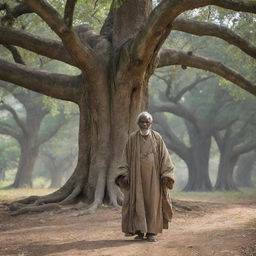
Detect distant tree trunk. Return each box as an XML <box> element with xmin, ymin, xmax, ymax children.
<box><xmin>184</xmin><ymin>122</ymin><xmax>212</xmax><ymax>191</ymax></box>
<box><xmin>0</xmin><ymin>169</ymin><xmax>5</xmax><ymax>181</ymax></box>
<box><xmin>214</xmin><ymin>125</ymin><xmax>256</xmax><ymax>191</ymax></box>
<box><xmin>215</xmin><ymin>152</ymin><xmax>238</xmax><ymax>191</ymax></box>
<box><xmin>235</xmin><ymin>152</ymin><xmax>255</xmax><ymax>188</ymax></box>
<box><xmin>43</xmin><ymin>152</ymin><xmax>76</xmax><ymax>188</ymax></box>
<box><xmin>12</xmin><ymin>106</ymin><xmax>46</xmax><ymax>188</ymax></box>
<box><xmin>49</xmin><ymin>169</ymin><xmax>62</xmax><ymax>188</ymax></box>
<box><xmin>184</xmin><ymin>135</ymin><xmax>212</xmax><ymax>191</ymax></box>
<box><xmin>13</xmin><ymin>139</ymin><xmax>39</xmax><ymax>188</ymax></box>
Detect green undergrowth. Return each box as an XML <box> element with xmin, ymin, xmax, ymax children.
<box><xmin>172</xmin><ymin>188</ymin><xmax>256</xmax><ymax>204</ymax></box>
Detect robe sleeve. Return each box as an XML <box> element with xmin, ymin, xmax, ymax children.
<box><xmin>158</xmin><ymin>135</ymin><xmax>175</xmax><ymax>189</ymax></box>
<box><xmin>115</xmin><ymin>142</ymin><xmax>129</xmax><ymax>188</ymax></box>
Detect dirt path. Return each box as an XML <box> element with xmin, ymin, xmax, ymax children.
<box><xmin>0</xmin><ymin>201</ymin><xmax>255</xmax><ymax>256</ymax></box>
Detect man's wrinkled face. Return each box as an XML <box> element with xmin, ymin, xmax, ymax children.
<box><xmin>138</xmin><ymin>116</ymin><xmax>152</xmax><ymax>131</ymax></box>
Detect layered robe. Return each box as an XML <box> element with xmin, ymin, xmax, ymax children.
<box><xmin>116</xmin><ymin>130</ymin><xmax>174</xmax><ymax>234</ymax></box>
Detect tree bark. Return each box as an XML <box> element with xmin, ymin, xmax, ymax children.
<box><xmin>215</xmin><ymin>151</ymin><xmax>239</xmax><ymax>190</ymax></box>
<box><xmin>235</xmin><ymin>152</ymin><xmax>256</xmax><ymax>188</ymax></box>
<box><xmin>11</xmin><ymin>106</ymin><xmax>46</xmax><ymax>188</ymax></box>
<box><xmin>184</xmin><ymin>130</ymin><xmax>212</xmax><ymax>191</ymax></box>
<box><xmin>13</xmin><ymin>140</ymin><xmax>39</xmax><ymax>188</ymax></box>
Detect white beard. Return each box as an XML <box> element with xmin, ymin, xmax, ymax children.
<box><xmin>140</xmin><ymin>129</ymin><xmax>151</xmax><ymax>136</ymax></box>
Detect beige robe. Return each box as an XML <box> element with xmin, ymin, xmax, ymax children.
<box><xmin>116</xmin><ymin>130</ymin><xmax>174</xmax><ymax>234</ymax></box>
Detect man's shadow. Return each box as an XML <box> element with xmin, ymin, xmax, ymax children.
<box><xmin>7</xmin><ymin>238</ymin><xmax>145</xmax><ymax>256</ymax></box>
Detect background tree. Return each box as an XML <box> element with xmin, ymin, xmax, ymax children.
<box><xmin>0</xmin><ymin>135</ymin><xmax>19</xmax><ymax>182</ymax></box>
<box><xmin>235</xmin><ymin>151</ymin><xmax>256</xmax><ymax>188</ymax></box>
<box><xmin>0</xmin><ymin>0</ymin><xmax>255</xmax><ymax>215</ymax></box>
<box><xmin>38</xmin><ymin>119</ymin><xmax>79</xmax><ymax>188</ymax></box>
<box><xmin>0</xmin><ymin>83</ymin><xmax>69</xmax><ymax>187</ymax></box>
<box><xmin>150</xmin><ymin>71</ymin><xmax>241</xmax><ymax>191</ymax></box>
<box><xmin>214</xmin><ymin>109</ymin><xmax>256</xmax><ymax>190</ymax></box>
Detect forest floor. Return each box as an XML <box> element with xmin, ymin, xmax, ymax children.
<box><xmin>0</xmin><ymin>189</ymin><xmax>255</xmax><ymax>256</ymax></box>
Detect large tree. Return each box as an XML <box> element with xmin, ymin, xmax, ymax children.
<box><xmin>214</xmin><ymin>111</ymin><xmax>256</xmax><ymax>190</ymax></box>
<box><xmin>0</xmin><ymin>0</ymin><xmax>256</xmax><ymax>215</ymax></box>
<box><xmin>0</xmin><ymin>82</ymin><xmax>68</xmax><ymax>188</ymax></box>
<box><xmin>235</xmin><ymin>151</ymin><xmax>256</xmax><ymax>188</ymax></box>
<box><xmin>150</xmin><ymin>72</ymin><xmax>241</xmax><ymax>191</ymax></box>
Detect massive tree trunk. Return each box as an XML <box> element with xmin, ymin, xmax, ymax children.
<box><xmin>11</xmin><ymin>1</ymin><xmax>154</xmax><ymax>213</ymax></box>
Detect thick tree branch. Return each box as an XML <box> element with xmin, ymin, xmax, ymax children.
<box><xmin>0</xmin><ymin>2</ymin><xmax>32</xmax><ymax>23</ymax></box>
<box><xmin>0</xmin><ymin>104</ymin><xmax>27</xmax><ymax>134</ymax></box>
<box><xmin>131</xmin><ymin>0</ymin><xmax>256</xmax><ymax>66</ymax></box>
<box><xmin>233</xmin><ymin>140</ymin><xmax>256</xmax><ymax>157</ymax></box>
<box><xmin>64</xmin><ymin>0</ymin><xmax>77</xmax><ymax>28</ymax></box>
<box><xmin>3</xmin><ymin>45</ymin><xmax>25</xmax><ymax>65</ymax></box>
<box><xmin>172</xmin><ymin>18</ymin><xmax>256</xmax><ymax>59</ymax></box>
<box><xmin>154</xmin><ymin>114</ymin><xmax>191</xmax><ymax>160</ymax></box>
<box><xmin>158</xmin><ymin>49</ymin><xmax>256</xmax><ymax>95</ymax></box>
<box><xmin>151</xmin><ymin>101</ymin><xmax>199</xmax><ymax>130</ymax></box>
<box><xmin>23</xmin><ymin>0</ymin><xmax>100</xmax><ymax>74</ymax></box>
<box><xmin>213</xmin><ymin>117</ymin><xmax>238</xmax><ymax>133</ymax></box>
<box><xmin>38</xmin><ymin>114</ymin><xmax>67</xmax><ymax>145</ymax></box>
<box><xmin>172</xmin><ymin>75</ymin><xmax>214</xmax><ymax>103</ymax></box>
<box><xmin>0</xmin><ymin>26</ymin><xmax>76</xmax><ymax>67</ymax></box>
<box><xmin>0</xmin><ymin>59</ymin><xmax>81</xmax><ymax>103</ymax></box>
<box><xmin>231</xmin><ymin>113</ymin><xmax>256</xmax><ymax>143</ymax></box>
<box><xmin>0</xmin><ymin>122</ymin><xmax>21</xmax><ymax>141</ymax></box>
<box><xmin>100</xmin><ymin>2</ymin><xmax>113</xmax><ymax>39</ymax></box>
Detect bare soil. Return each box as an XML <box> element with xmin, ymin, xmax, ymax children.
<box><xmin>0</xmin><ymin>200</ymin><xmax>255</xmax><ymax>256</ymax></box>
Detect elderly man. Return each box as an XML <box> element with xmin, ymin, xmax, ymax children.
<box><xmin>115</xmin><ymin>111</ymin><xmax>174</xmax><ymax>242</ymax></box>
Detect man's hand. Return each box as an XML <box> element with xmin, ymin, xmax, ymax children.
<box><xmin>122</xmin><ymin>175</ymin><xmax>129</xmax><ymax>186</ymax></box>
<box><xmin>116</xmin><ymin>175</ymin><xmax>129</xmax><ymax>190</ymax></box>
<box><xmin>162</xmin><ymin>177</ymin><xmax>174</xmax><ymax>189</ymax></box>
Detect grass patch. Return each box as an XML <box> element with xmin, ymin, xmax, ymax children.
<box><xmin>172</xmin><ymin>188</ymin><xmax>256</xmax><ymax>204</ymax></box>
<box><xmin>0</xmin><ymin>188</ymin><xmax>56</xmax><ymax>201</ymax></box>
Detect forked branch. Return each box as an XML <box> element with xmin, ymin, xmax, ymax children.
<box><xmin>0</xmin><ymin>2</ymin><xmax>32</xmax><ymax>23</ymax></box>
<box><xmin>23</xmin><ymin>0</ymin><xmax>100</xmax><ymax>74</ymax></box>
<box><xmin>64</xmin><ymin>0</ymin><xmax>78</xmax><ymax>28</ymax></box>
<box><xmin>158</xmin><ymin>49</ymin><xmax>256</xmax><ymax>95</ymax></box>
<box><xmin>131</xmin><ymin>0</ymin><xmax>256</xmax><ymax>66</ymax></box>
<box><xmin>172</xmin><ymin>18</ymin><xmax>256</xmax><ymax>59</ymax></box>
<box><xmin>0</xmin><ymin>104</ymin><xmax>27</xmax><ymax>134</ymax></box>
<box><xmin>0</xmin><ymin>26</ymin><xmax>76</xmax><ymax>66</ymax></box>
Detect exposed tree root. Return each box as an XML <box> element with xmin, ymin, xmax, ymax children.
<box><xmin>172</xmin><ymin>199</ymin><xmax>201</xmax><ymax>212</ymax></box>
<box><xmin>8</xmin><ymin>202</ymin><xmax>26</xmax><ymax>211</ymax></box>
<box><xmin>60</xmin><ymin>183</ymin><xmax>83</xmax><ymax>205</ymax></box>
<box><xmin>10</xmin><ymin>203</ymin><xmax>61</xmax><ymax>216</ymax></box>
<box><xmin>73</xmin><ymin>201</ymin><xmax>101</xmax><ymax>216</ymax></box>
<box><xmin>7</xmin><ymin>197</ymin><xmax>200</xmax><ymax>216</ymax></box>
<box><xmin>11</xmin><ymin>195</ymin><xmax>40</xmax><ymax>205</ymax></box>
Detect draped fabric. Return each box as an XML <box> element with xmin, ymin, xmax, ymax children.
<box><xmin>116</xmin><ymin>130</ymin><xmax>174</xmax><ymax>234</ymax></box>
